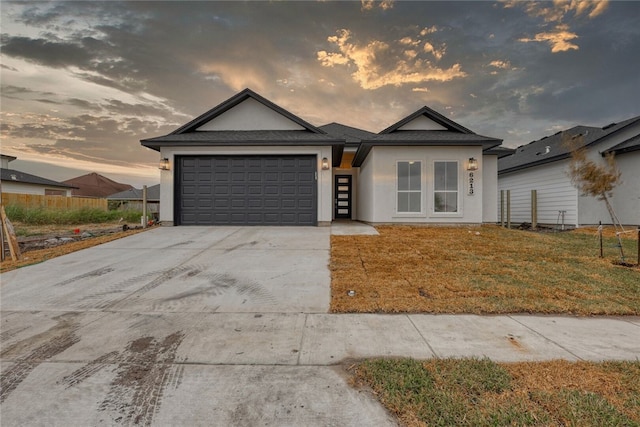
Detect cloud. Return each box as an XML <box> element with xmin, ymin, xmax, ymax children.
<box><xmin>361</xmin><ymin>0</ymin><xmax>394</xmax><ymax>11</ymax></box>
<box><xmin>423</xmin><ymin>42</ymin><xmax>445</xmax><ymax>61</ymax></box>
<box><xmin>488</xmin><ymin>60</ymin><xmax>511</xmax><ymax>69</ymax></box>
<box><xmin>508</xmin><ymin>0</ymin><xmax>609</xmax><ymax>52</ymax></box>
<box><xmin>519</xmin><ymin>24</ymin><xmax>579</xmax><ymax>53</ymax></box>
<box><xmin>317</xmin><ymin>29</ymin><xmax>466</xmax><ymax>90</ymax></box>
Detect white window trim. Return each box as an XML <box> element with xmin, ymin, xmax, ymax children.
<box><xmin>430</xmin><ymin>160</ymin><xmax>463</xmax><ymax>217</ymax></box>
<box><xmin>394</xmin><ymin>160</ymin><xmax>425</xmax><ymax>216</ymax></box>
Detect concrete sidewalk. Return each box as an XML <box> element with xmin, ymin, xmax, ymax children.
<box><xmin>2</xmin><ymin>310</ymin><xmax>638</xmax><ymax>426</ymax></box>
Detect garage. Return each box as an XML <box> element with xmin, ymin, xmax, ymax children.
<box><xmin>176</xmin><ymin>155</ymin><xmax>317</xmax><ymax>225</ymax></box>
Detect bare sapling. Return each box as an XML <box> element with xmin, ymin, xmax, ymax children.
<box><xmin>564</xmin><ymin>133</ymin><xmax>626</xmax><ymax>261</ymax></box>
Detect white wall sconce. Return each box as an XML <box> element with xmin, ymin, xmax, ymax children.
<box><xmin>321</xmin><ymin>157</ymin><xmax>330</xmax><ymax>170</ymax></box>
<box><xmin>467</xmin><ymin>157</ymin><xmax>478</xmax><ymax>171</ymax></box>
<box><xmin>159</xmin><ymin>158</ymin><xmax>170</xmax><ymax>170</ymax></box>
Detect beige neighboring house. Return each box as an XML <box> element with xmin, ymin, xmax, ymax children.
<box><xmin>1</xmin><ymin>155</ymin><xmax>75</xmax><ymax>196</ymax></box>
<box><xmin>141</xmin><ymin>88</ymin><xmax>503</xmax><ymax>226</ymax></box>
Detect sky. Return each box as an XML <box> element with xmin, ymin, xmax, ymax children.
<box><xmin>1</xmin><ymin>0</ymin><xmax>639</xmax><ymax>188</ymax></box>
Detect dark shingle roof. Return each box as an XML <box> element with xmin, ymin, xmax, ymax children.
<box><xmin>604</xmin><ymin>134</ymin><xmax>640</xmax><ymax>155</ymax></box>
<box><xmin>107</xmin><ymin>184</ymin><xmax>160</xmax><ymax>201</ymax></box>
<box><xmin>0</xmin><ymin>168</ymin><xmax>76</xmax><ymax>189</ymax></box>
<box><xmin>498</xmin><ymin>115</ymin><xmax>640</xmax><ymax>175</ymax></box>
<box><xmin>319</xmin><ymin>123</ymin><xmax>377</xmax><ymax>146</ymax></box>
<box><xmin>141</xmin><ymin>130</ymin><xmax>342</xmax><ymax>144</ymax></box>
<box><xmin>484</xmin><ymin>146</ymin><xmax>516</xmax><ymax>158</ymax></box>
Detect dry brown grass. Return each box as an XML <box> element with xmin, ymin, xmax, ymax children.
<box><xmin>331</xmin><ymin>225</ymin><xmax>639</xmax><ymax>315</ymax></box>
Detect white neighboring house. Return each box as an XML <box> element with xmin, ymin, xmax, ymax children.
<box><xmin>141</xmin><ymin>88</ymin><xmax>503</xmax><ymax>226</ymax></box>
<box><xmin>1</xmin><ymin>155</ymin><xmax>75</xmax><ymax>196</ymax></box>
<box><xmin>498</xmin><ymin>116</ymin><xmax>640</xmax><ymax>227</ymax></box>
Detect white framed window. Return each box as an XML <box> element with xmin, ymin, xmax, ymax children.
<box><xmin>434</xmin><ymin>161</ymin><xmax>458</xmax><ymax>213</ymax></box>
<box><xmin>397</xmin><ymin>161</ymin><xmax>422</xmax><ymax>213</ymax></box>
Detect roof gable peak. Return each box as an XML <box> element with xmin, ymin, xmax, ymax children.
<box><xmin>380</xmin><ymin>106</ymin><xmax>474</xmax><ymax>134</ymax></box>
<box><xmin>171</xmin><ymin>88</ymin><xmax>327</xmax><ymax>135</ymax></box>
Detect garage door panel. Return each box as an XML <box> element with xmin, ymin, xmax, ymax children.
<box><xmin>177</xmin><ymin>155</ymin><xmax>317</xmax><ymax>225</ymax></box>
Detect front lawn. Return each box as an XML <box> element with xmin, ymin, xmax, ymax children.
<box><xmin>331</xmin><ymin>225</ymin><xmax>639</xmax><ymax>315</ymax></box>
<box><xmin>351</xmin><ymin>358</ymin><xmax>640</xmax><ymax>427</ymax></box>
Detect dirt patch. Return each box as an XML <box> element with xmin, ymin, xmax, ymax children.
<box><xmin>1</xmin><ymin>225</ymin><xmax>152</xmax><ymax>273</ymax></box>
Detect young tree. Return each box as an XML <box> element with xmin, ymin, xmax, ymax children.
<box><xmin>564</xmin><ymin>133</ymin><xmax>626</xmax><ymax>259</ymax></box>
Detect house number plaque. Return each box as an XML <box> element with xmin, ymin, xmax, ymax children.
<box><xmin>468</xmin><ymin>172</ymin><xmax>475</xmax><ymax>196</ymax></box>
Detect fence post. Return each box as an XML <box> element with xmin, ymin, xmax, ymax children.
<box><xmin>142</xmin><ymin>185</ymin><xmax>148</xmax><ymax>229</ymax></box>
<box><xmin>531</xmin><ymin>190</ymin><xmax>537</xmax><ymax>230</ymax></box>
<box><xmin>506</xmin><ymin>190</ymin><xmax>511</xmax><ymax>229</ymax></box>
<box><xmin>500</xmin><ymin>190</ymin><xmax>504</xmax><ymax>227</ymax></box>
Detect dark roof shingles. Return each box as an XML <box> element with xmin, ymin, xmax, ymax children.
<box><xmin>0</xmin><ymin>169</ymin><xmax>75</xmax><ymax>188</ymax></box>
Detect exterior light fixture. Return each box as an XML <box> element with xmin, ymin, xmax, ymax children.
<box><xmin>321</xmin><ymin>157</ymin><xmax>330</xmax><ymax>170</ymax></box>
<box><xmin>159</xmin><ymin>158</ymin><xmax>170</xmax><ymax>170</ymax></box>
<box><xmin>467</xmin><ymin>157</ymin><xmax>478</xmax><ymax>171</ymax></box>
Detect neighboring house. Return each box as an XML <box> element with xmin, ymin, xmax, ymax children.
<box><xmin>141</xmin><ymin>88</ymin><xmax>502</xmax><ymax>226</ymax></box>
<box><xmin>498</xmin><ymin>116</ymin><xmax>640</xmax><ymax>227</ymax></box>
<box><xmin>63</xmin><ymin>172</ymin><xmax>133</xmax><ymax>198</ymax></box>
<box><xmin>1</xmin><ymin>154</ymin><xmax>75</xmax><ymax>196</ymax></box>
<box><xmin>107</xmin><ymin>184</ymin><xmax>160</xmax><ymax>213</ymax></box>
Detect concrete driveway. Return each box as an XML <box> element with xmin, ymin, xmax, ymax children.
<box><xmin>1</xmin><ymin>226</ymin><xmax>331</xmax><ymax>314</ymax></box>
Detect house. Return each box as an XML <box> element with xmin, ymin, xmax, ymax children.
<box><xmin>1</xmin><ymin>154</ymin><xmax>75</xmax><ymax>196</ymax></box>
<box><xmin>62</xmin><ymin>172</ymin><xmax>133</xmax><ymax>198</ymax></box>
<box><xmin>498</xmin><ymin>116</ymin><xmax>640</xmax><ymax>227</ymax></box>
<box><xmin>107</xmin><ymin>184</ymin><xmax>160</xmax><ymax>213</ymax></box>
<box><xmin>141</xmin><ymin>88</ymin><xmax>502</xmax><ymax>226</ymax></box>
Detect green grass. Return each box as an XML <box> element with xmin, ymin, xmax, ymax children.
<box><xmin>5</xmin><ymin>205</ymin><xmax>143</xmax><ymax>226</ymax></box>
<box><xmin>353</xmin><ymin>358</ymin><xmax>640</xmax><ymax>427</ymax></box>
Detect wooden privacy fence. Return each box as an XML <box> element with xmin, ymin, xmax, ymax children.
<box><xmin>1</xmin><ymin>193</ymin><xmax>108</xmax><ymax>210</ymax></box>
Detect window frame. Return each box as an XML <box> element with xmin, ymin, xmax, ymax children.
<box><xmin>432</xmin><ymin>160</ymin><xmax>460</xmax><ymax>215</ymax></box>
<box><xmin>395</xmin><ymin>160</ymin><xmax>423</xmax><ymax>215</ymax></box>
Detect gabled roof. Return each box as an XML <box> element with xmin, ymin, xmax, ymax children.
<box><xmin>141</xmin><ymin>88</ymin><xmax>345</xmax><ymax>166</ymax></box>
<box><xmin>380</xmin><ymin>106</ymin><xmax>474</xmax><ymax>134</ymax></box>
<box><xmin>169</xmin><ymin>88</ymin><xmax>328</xmax><ymax>135</ymax></box>
<box><xmin>107</xmin><ymin>184</ymin><xmax>160</xmax><ymax>201</ymax></box>
<box><xmin>63</xmin><ymin>172</ymin><xmax>133</xmax><ymax>197</ymax></box>
<box><xmin>0</xmin><ymin>168</ymin><xmax>75</xmax><ymax>189</ymax></box>
<box><xmin>349</xmin><ymin>107</ymin><xmax>502</xmax><ymax>167</ymax></box>
<box><xmin>499</xmin><ymin>115</ymin><xmax>640</xmax><ymax>175</ymax></box>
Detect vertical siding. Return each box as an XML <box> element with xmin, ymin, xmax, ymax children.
<box><xmin>498</xmin><ymin>160</ymin><xmax>578</xmax><ymax>226</ymax></box>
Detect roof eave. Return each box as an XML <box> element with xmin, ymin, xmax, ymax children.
<box><xmin>351</xmin><ymin>139</ymin><xmax>502</xmax><ymax>167</ymax></box>
<box><xmin>498</xmin><ymin>153</ymin><xmax>571</xmax><ymax>175</ymax></box>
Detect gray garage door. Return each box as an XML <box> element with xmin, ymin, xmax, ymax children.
<box><xmin>176</xmin><ymin>155</ymin><xmax>317</xmax><ymax>225</ymax></box>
